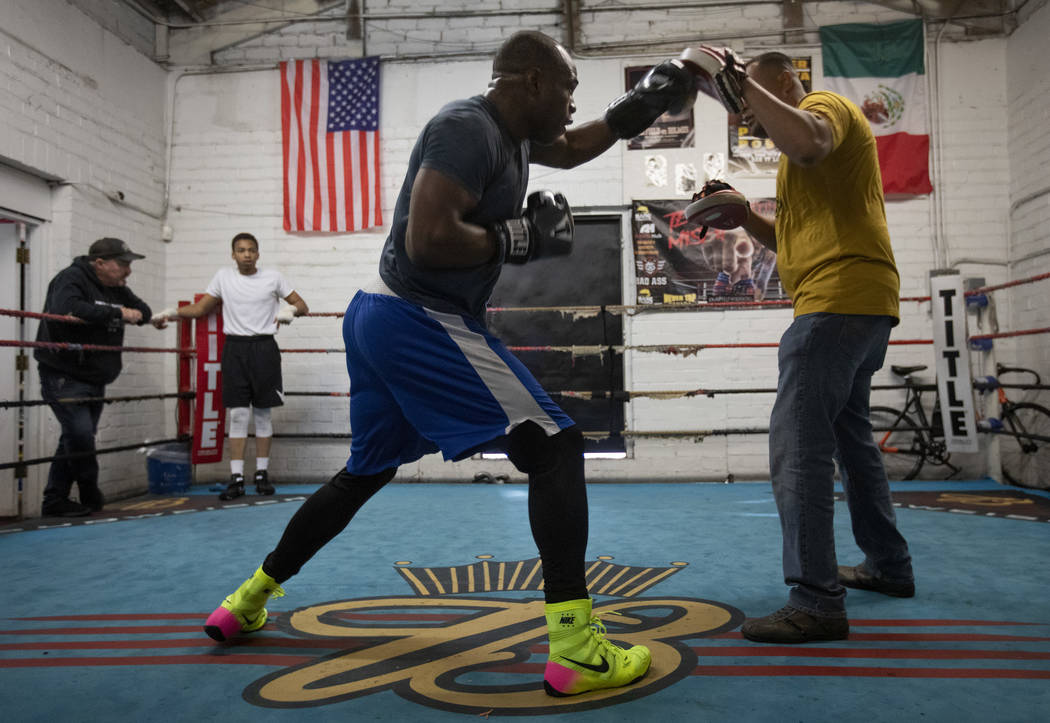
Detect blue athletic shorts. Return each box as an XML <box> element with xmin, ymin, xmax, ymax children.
<box><xmin>342</xmin><ymin>289</ymin><xmax>574</xmax><ymax>476</ymax></box>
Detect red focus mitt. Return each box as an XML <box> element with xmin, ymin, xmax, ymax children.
<box><xmin>685</xmin><ymin>180</ymin><xmax>749</xmax><ymax>239</ymax></box>
<box><xmin>678</xmin><ymin>45</ymin><xmax>748</xmax><ymax>115</ymax></box>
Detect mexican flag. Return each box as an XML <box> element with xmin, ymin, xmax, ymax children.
<box><xmin>820</xmin><ymin>19</ymin><xmax>933</xmax><ymax>195</ymax></box>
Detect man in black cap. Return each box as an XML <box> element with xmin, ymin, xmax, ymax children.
<box><xmin>35</xmin><ymin>237</ymin><xmax>154</xmax><ymax>517</ymax></box>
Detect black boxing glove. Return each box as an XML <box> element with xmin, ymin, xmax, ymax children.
<box><xmin>492</xmin><ymin>190</ymin><xmax>574</xmax><ymax>264</ymax></box>
<box><xmin>604</xmin><ymin>59</ymin><xmax>697</xmax><ymax>139</ymax></box>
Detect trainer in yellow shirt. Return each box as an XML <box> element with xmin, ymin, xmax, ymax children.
<box><xmin>734</xmin><ymin>51</ymin><xmax>915</xmax><ymax>644</ymax></box>
<box><xmin>773</xmin><ymin>90</ymin><xmax>900</xmax><ymax>320</ymax></box>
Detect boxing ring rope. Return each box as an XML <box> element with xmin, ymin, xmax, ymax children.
<box><xmin>290</xmin><ymin>271</ymin><xmax>1050</xmax><ymax>319</ymax></box>
<box><xmin>0</xmin><ymin>392</ymin><xmax>192</xmax><ymax>410</ymax></box>
<box><xmin>0</xmin><ymin>311</ymin><xmax>196</xmax><ymax>480</ymax></box>
<box><xmin>0</xmin><ymin>436</ymin><xmax>191</xmax><ymax>473</ymax></box>
<box><xmin>0</xmin><ymin>271</ymin><xmax>1047</xmax><ymax>482</ymax></box>
<box><xmin>0</xmin><ymin>339</ymin><xmax>191</xmax><ymax>354</ymax></box>
<box><xmin>258</xmin><ymin>329</ymin><xmax>1050</xmax><ymax>358</ymax></box>
<box><xmin>289</xmin><ymin>381</ymin><xmax>1050</xmax><ymax>400</ymax></box>
<box><xmin>0</xmin><ymin>308</ymin><xmax>89</xmax><ymax>324</ymax></box>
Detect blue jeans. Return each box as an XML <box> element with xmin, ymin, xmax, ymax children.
<box><xmin>769</xmin><ymin>313</ymin><xmax>913</xmax><ymax>616</ymax></box>
<box><xmin>40</xmin><ymin>368</ymin><xmax>104</xmax><ymax>507</ymax></box>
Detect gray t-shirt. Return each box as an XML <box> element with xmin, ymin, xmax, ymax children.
<box><xmin>379</xmin><ymin>95</ymin><xmax>529</xmax><ymax>323</ymax></box>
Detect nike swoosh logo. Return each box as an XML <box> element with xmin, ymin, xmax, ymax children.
<box><xmin>561</xmin><ymin>654</ymin><xmax>609</xmax><ymax>674</ymax></box>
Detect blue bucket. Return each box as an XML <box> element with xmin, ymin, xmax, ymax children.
<box><xmin>146</xmin><ymin>443</ymin><xmax>192</xmax><ymax>494</ymax></box>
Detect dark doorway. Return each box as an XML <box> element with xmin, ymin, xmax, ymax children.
<box><xmin>486</xmin><ymin>214</ymin><xmax>626</xmax><ymax>455</ymax></box>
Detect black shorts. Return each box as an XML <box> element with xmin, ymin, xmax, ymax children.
<box><xmin>221</xmin><ymin>335</ymin><xmax>284</xmax><ymax>408</ymax></box>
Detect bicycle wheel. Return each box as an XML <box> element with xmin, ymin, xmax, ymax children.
<box><xmin>999</xmin><ymin>402</ymin><xmax>1050</xmax><ymax>488</ymax></box>
<box><xmin>870</xmin><ymin>406</ymin><xmax>926</xmax><ymax>480</ymax></box>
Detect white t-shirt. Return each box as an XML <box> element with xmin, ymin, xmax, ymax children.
<box><xmin>205</xmin><ymin>267</ymin><xmax>295</xmax><ymax>336</ymax></box>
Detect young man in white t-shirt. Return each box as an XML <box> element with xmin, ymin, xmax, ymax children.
<box><xmin>153</xmin><ymin>233</ymin><xmax>309</xmax><ymax>498</ymax></box>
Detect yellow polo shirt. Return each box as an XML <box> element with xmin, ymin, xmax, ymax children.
<box><xmin>774</xmin><ymin>91</ymin><xmax>900</xmax><ymax>321</ymax></box>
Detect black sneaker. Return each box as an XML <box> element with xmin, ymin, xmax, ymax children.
<box><xmin>740</xmin><ymin>605</ymin><xmax>849</xmax><ymax>644</ymax></box>
<box><xmin>42</xmin><ymin>498</ymin><xmax>92</xmax><ymax>518</ymax></box>
<box><xmin>838</xmin><ymin>565</ymin><xmax>915</xmax><ymax>598</ymax></box>
<box><xmin>78</xmin><ymin>485</ymin><xmax>105</xmax><ymax>512</ymax></box>
<box><xmin>254</xmin><ymin>470</ymin><xmax>275</xmax><ymax>496</ymax></box>
<box><xmin>219</xmin><ymin>474</ymin><xmax>246</xmax><ymax>501</ymax></box>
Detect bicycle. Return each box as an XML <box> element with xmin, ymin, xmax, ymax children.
<box><xmin>871</xmin><ymin>363</ymin><xmax>1050</xmax><ymax>484</ymax></box>
<box><xmin>870</xmin><ymin>364</ymin><xmax>958</xmax><ymax>480</ymax></box>
<box><xmin>984</xmin><ymin>363</ymin><xmax>1050</xmax><ymax>488</ymax></box>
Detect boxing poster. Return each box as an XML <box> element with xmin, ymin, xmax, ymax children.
<box><xmin>727</xmin><ymin>56</ymin><xmax>812</xmax><ymax>176</ymax></box>
<box><xmin>624</xmin><ymin>65</ymin><xmax>695</xmax><ymax>150</ymax></box>
<box><xmin>631</xmin><ymin>198</ymin><xmax>784</xmax><ymax>305</ymax></box>
<box><xmin>192</xmin><ymin>300</ymin><xmax>226</xmax><ymax>464</ymax></box>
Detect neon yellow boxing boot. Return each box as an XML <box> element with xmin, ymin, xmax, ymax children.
<box><xmin>204</xmin><ymin>566</ymin><xmax>285</xmax><ymax>642</ymax></box>
<box><xmin>543</xmin><ymin>598</ymin><xmax>651</xmax><ymax>696</ymax></box>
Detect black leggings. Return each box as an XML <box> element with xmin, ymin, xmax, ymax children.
<box><xmin>262</xmin><ymin>425</ymin><xmax>589</xmax><ymax>604</ymax></box>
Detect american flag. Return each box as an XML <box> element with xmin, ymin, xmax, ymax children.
<box><xmin>280</xmin><ymin>57</ymin><xmax>383</xmax><ymax>233</ymax></box>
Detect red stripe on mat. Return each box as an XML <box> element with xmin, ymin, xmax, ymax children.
<box><xmin>12</xmin><ymin>614</ymin><xmax>228</xmax><ymax>621</ymax></box>
<box><xmin>696</xmin><ymin>646</ymin><xmax>1050</xmax><ymax>660</ymax></box>
<box><xmin>714</xmin><ymin>632</ymin><xmax>1050</xmax><ymax>642</ymax></box>
<box><xmin>692</xmin><ymin>665</ymin><xmax>1050</xmax><ymax>679</ymax></box>
<box><xmin>0</xmin><ymin>637</ymin><xmax>362</xmax><ymax>651</ymax></box>
<box><xmin>474</xmin><ymin>662</ymin><xmax>1050</xmax><ymax>680</ymax></box>
<box><xmin>850</xmin><ymin>619</ymin><xmax>1046</xmax><ymax>627</ymax></box>
<box><xmin>0</xmin><ymin>625</ymin><xmax>256</xmax><ymax>636</ymax></box>
<box><xmin>12</xmin><ymin>611</ymin><xmax>462</xmax><ymax>622</ymax></box>
<box><xmin>12</xmin><ymin>615</ymin><xmax>1044</xmax><ymax>625</ymax></box>
<box><xmin>0</xmin><ymin>654</ymin><xmax>316</xmax><ymax>668</ymax></box>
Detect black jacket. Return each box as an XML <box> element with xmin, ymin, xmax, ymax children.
<box><xmin>35</xmin><ymin>256</ymin><xmax>152</xmax><ymax>385</ymax></box>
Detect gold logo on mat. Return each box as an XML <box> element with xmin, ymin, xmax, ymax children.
<box><xmin>242</xmin><ymin>557</ymin><xmax>743</xmax><ymax>714</ymax></box>
<box><xmin>394</xmin><ymin>555</ymin><xmax>688</xmax><ymax>597</ymax></box>
<box><xmin>938</xmin><ymin>493</ymin><xmax>1033</xmax><ymax>508</ymax></box>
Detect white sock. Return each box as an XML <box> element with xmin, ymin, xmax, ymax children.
<box><xmin>231</xmin><ymin>460</ymin><xmax>244</xmax><ymax>476</ymax></box>
<box><xmin>256</xmin><ymin>457</ymin><xmax>269</xmax><ymax>471</ymax></box>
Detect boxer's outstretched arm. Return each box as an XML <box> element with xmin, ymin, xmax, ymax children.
<box><xmin>174</xmin><ymin>294</ymin><xmax>221</xmax><ymax>319</ymax></box>
<box><xmin>531</xmin><ymin>119</ymin><xmax>618</xmax><ymax>169</ymax></box>
<box><xmin>533</xmin><ymin>57</ymin><xmax>694</xmax><ymax>168</ymax></box>
<box><xmin>406</xmin><ymin>166</ymin><xmax>495</xmax><ymax>269</ymax></box>
<box><xmin>153</xmin><ymin>293</ymin><xmax>220</xmax><ymax>328</ymax></box>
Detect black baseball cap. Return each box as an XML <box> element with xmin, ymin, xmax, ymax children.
<box><xmin>88</xmin><ymin>237</ymin><xmax>145</xmax><ymax>262</ymax></box>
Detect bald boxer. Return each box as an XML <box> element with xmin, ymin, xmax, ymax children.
<box><xmin>204</xmin><ymin>31</ymin><xmax>698</xmax><ymax>698</ymax></box>
<box><xmin>720</xmin><ymin>51</ymin><xmax>913</xmax><ymax>643</ymax></box>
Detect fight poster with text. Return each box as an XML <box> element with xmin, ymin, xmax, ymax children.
<box><xmin>631</xmin><ymin>199</ymin><xmax>784</xmax><ymax>305</ymax></box>
<box><xmin>727</xmin><ymin>56</ymin><xmax>811</xmax><ymax>176</ymax></box>
<box><xmin>192</xmin><ymin>299</ymin><xmax>226</xmax><ymax>464</ymax></box>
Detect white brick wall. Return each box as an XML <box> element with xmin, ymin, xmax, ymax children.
<box><xmin>168</xmin><ymin>30</ymin><xmax>1024</xmax><ymax>485</ymax></box>
<box><xmin>1</xmin><ymin>0</ymin><xmax>169</xmax><ymax>511</ymax></box>
<box><xmin>3</xmin><ymin>1</ymin><xmax>1048</xmax><ymax>501</ymax></box>
<box><xmin>1006</xmin><ymin>1</ymin><xmax>1050</xmax><ymax>375</ymax></box>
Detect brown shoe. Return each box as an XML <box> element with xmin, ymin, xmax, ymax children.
<box><xmin>741</xmin><ymin>605</ymin><xmax>849</xmax><ymax>644</ymax></box>
<box><xmin>838</xmin><ymin>565</ymin><xmax>915</xmax><ymax>598</ymax></box>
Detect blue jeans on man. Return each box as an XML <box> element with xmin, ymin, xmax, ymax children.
<box><xmin>40</xmin><ymin>367</ymin><xmax>105</xmax><ymax>515</ymax></box>
<box><xmin>769</xmin><ymin>312</ymin><xmax>913</xmax><ymax>617</ymax></box>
